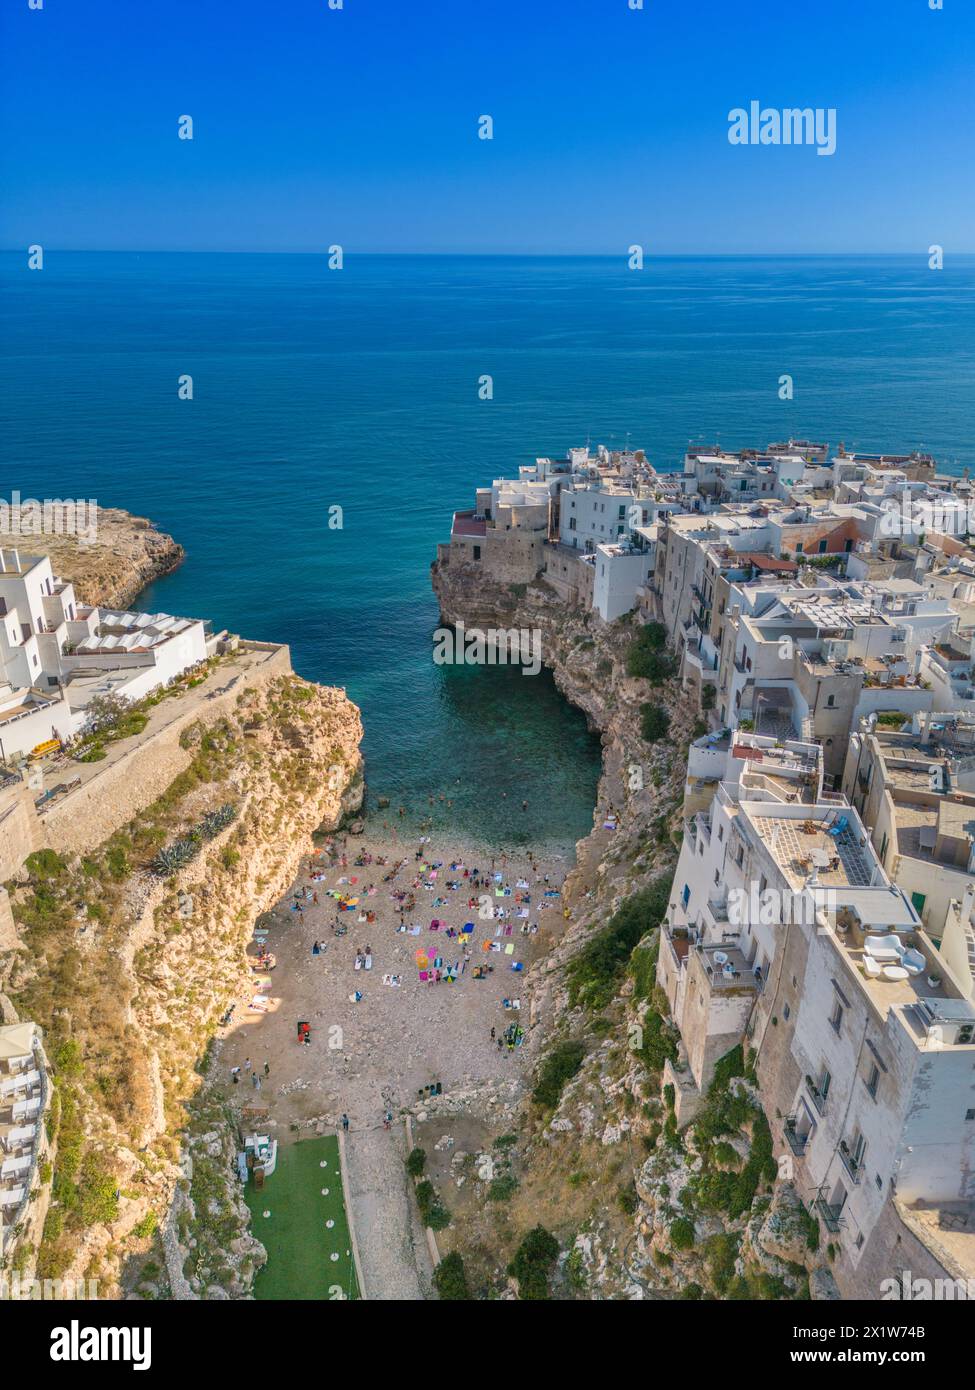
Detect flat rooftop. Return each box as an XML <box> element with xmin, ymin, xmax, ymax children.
<box><xmin>898</xmin><ymin>1201</ymin><xmax>975</xmax><ymax>1283</ymax></box>
<box><xmin>748</xmin><ymin>809</ymin><xmax>876</xmax><ymax>889</ymax></box>
<box><xmin>452</xmin><ymin>513</ymin><xmax>487</xmax><ymax>538</ymax></box>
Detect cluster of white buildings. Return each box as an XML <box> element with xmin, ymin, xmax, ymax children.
<box><xmin>0</xmin><ymin>1021</ymin><xmax>50</xmax><ymax>1266</ymax></box>
<box><xmin>0</xmin><ymin>547</ymin><xmax>216</xmax><ymax>765</ymax></box>
<box><xmin>440</xmin><ymin>437</ymin><xmax>975</xmax><ymax>1296</ymax></box>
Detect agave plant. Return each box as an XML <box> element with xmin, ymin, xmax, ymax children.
<box><xmin>151</xmin><ymin>845</ymin><xmax>188</xmax><ymax>877</ymax></box>
<box><xmin>201</xmin><ymin>803</ymin><xmax>238</xmax><ymax>839</ymax></box>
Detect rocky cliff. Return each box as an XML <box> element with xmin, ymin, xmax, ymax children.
<box><xmin>1</xmin><ymin>671</ymin><xmax>363</xmax><ymax>1297</ymax></box>
<box><xmin>12</xmin><ymin>506</ymin><xmax>184</xmax><ymax>608</ymax></box>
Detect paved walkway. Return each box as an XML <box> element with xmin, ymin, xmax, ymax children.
<box><xmin>343</xmin><ymin>1125</ymin><xmax>432</xmax><ymax>1300</ymax></box>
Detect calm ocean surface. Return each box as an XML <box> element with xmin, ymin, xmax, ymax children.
<box><xmin>2</xmin><ymin>253</ymin><xmax>974</xmax><ymax>851</ymax></box>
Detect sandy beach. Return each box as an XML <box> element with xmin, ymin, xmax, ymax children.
<box><xmin>214</xmin><ymin>822</ymin><xmax>571</xmax><ymax>1128</ymax></box>
<box><xmin>206</xmin><ymin>819</ymin><xmax>572</xmax><ymax>1297</ymax></box>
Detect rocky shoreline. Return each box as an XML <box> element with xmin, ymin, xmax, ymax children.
<box><xmin>9</xmin><ymin>506</ymin><xmax>184</xmax><ymax>608</ymax></box>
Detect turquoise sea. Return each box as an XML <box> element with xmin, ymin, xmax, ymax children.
<box><xmin>2</xmin><ymin>253</ymin><xmax>974</xmax><ymax>851</ymax></box>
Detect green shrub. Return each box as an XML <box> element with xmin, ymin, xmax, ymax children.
<box><xmin>640</xmin><ymin>703</ymin><xmax>670</xmax><ymax>743</ymax></box>
<box><xmin>532</xmin><ymin>1039</ymin><xmax>585</xmax><ymax>1109</ymax></box>
<box><xmin>629</xmin><ymin>935</ymin><xmax>660</xmax><ymax>1002</ymax></box>
<box><xmin>53</xmin><ymin>1039</ymin><xmax>83</xmax><ymax>1078</ymax></box>
<box><xmin>616</xmin><ymin>1182</ymin><xmax>639</xmax><ymax>1215</ymax></box>
<box><xmin>626</xmin><ymin>623</ymin><xmax>671</xmax><ymax>680</ymax></box>
<box><xmin>567</xmin><ymin>875</ymin><xmax>672</xmax><ymax>1009</ymax></box>
<box><xmin>133</xmin><ymin>1210</ymin><xmax>157</xmax><ymax>1240</ymax></box>
<box><xmin>406</xmin><ymin>1146</ymin><xmax>426</xmax><ymax>1178</ymax></box>
<box><xmin>508</xmin><ymin>1225</ymin><xmax>559</xmax><ymax>1300</ymax></box>
<box><xmin>433</xmin><ymin>1252</ymin><xmax>470</xmax><ymax>1300</ymax></box>
<box><xmin>426</xmin><ymin>1203</ymin><xmax>451</xmax><ymax>1231</ymax></box>
<box><xmin>415</xmin><ymin>1177</ymin><xmax>450</xmax><ymax>1230</ymax></box>
<box><xmin>25</xmin><ymin>849</ymin><xmax>66</xmax><ymax>880</ymax></box>
<box><xmin>670</xmin><ymin>1216</ymin><xmax>696</xmax><ymax>1251</ymax></box>
<box><xmin>712</xmin><ymin>1045</ymin><xmax>746</xmax><ymax>1088</ymax></box>
<box><xmin>706</xmin><ymin>1232</ymin><xmax>740</xmax><ymax>1294</ymax></box>
<box><xmin>488</xmin><ymin>1174</ymin><xmax>519</xmax><ymax>1202</ymax></box>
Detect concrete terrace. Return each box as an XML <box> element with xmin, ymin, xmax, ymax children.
<box><xmin>749</xmin><ymin>810</ymin><xmax>875</xmax><ymax>889</ymax></box>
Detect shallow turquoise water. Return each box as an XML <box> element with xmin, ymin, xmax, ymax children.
<box><xmin>3</xmin><ymin>253</ymin><xmax>973</xmax><ymax>850</ymax></box>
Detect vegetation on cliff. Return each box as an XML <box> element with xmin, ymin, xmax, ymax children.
<box><xmin>1</xmin><ymin>673</ymin><xmax>362</xmax><ymax>1294</ymax></box>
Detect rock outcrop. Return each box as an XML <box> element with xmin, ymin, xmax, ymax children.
<box><xmin>11</xmin><ymin>506</ymin><xmax>184</xmax><ymax>608</ymax></box>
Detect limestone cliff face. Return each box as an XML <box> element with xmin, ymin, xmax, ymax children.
<box><xmin>2</xmin><ymin>671</ymin><xmax>363</xmax><ymax>1297</ymax></box>
<box><xmin>13</xmin><ymin>507</ymin><xmax>184</xmax><ymax>608</ymax></box>
<box><xmin>431</xmin><ymin>555</ymin><xmax>686</xmax><ymax>922</ymax></box>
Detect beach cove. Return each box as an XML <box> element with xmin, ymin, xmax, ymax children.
<box><xmin>214</xmin><ymin>823</ymin><xmax>573</xmax><ymax>1299</ymax></box>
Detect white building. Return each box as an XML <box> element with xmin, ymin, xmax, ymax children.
<box><xmin>0</xmin><ymin>548</ymin><xmax>211</xmax><ymax>762</ymax></box>
<box><xmin>592</xmin><ymin>537</ymin><xmax>657</xmax><ymax>622</ymax></box>
<box><xmin>0</xmin><ymin>1020</ymin><xmax>51</xmax><ymax>1264</ymax></box>
<box><xmin>660</xmin><ymin>733</ymin><xmax>975</xmax><ymax>1296</ymax></box>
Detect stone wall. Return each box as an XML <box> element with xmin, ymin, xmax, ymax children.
<box><xmin>38</xmin><ymin>645</ymin><xmax>292</xmax><ymax>856</ymax></box>
<box><xmin>0</xmin><ymin>782</ymin><xmax>45</xmax><ymax>880</ymax></box>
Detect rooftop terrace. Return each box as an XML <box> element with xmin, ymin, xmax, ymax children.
<box><xmin>748</xmin><ymin>808</ymin><xmax>877</xmax><ymax>889</ymax></box>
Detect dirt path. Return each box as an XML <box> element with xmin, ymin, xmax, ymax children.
<box><xmin>343</xmin><ymin>1123</ymin><xmax>431</xmax><ymax>1300</ymax></box>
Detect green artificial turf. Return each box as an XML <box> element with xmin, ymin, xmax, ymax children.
<box><xmin>244</xmin><ymin>1135</ymin><xmax>359</xmax><ymax>1300</ymax></box>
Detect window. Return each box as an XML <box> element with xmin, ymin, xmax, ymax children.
<box><xmin>966</xmin><ymin>1109</ymin><xmax>975</xmax><ymax>1122</ymax></box>
<box><xmin>795</xmin><ymin>541</ymin><xmax>804</xmax><ymax>554</ymax></box>
<box><xmin>818</xmin><ymin>539</ymin><xmax>828</xmax><ymax>554</ymax></box>
<box><xmin>830</xmin><ymin>999</ymin><xmax>844</xmax><ymax>1035</ymax></box>
<box><xmin>866</xmin><ymin>1063</ymin><xmax>880</xmax><ymax>1099</ymax></box>
<box><xmin>472</xmin><ymin>545</ymin><xmax>481</xmax><ymax>561</ymax></box>
<box><xmin>682</xmin><ymin>884</ymin><xmax>690</xmax><ymax>908</ymax></box>
<box><xmin>783</xmin><ymin>1002</ymin><xmax>791</xmax><ymax>1021</ymax></box>
<box><xmin>826</xmin><ymin>694</ymin><xmax>835</xmax><ymax>708</ymax></box>
<box><xmin>910</xmin><ymin>891</ymin><xmax>926</xmax><ymax>916</ymax></box>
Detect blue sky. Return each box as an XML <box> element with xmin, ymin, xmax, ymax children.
<box><xmin>1</xmin><ymin>0</ymin><xmax>972</xmax><ymax>253</ymax></box>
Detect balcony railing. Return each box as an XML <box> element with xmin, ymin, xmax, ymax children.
<box><xmin>783</xmin><ymin>1117</ymin><xmax>808</xmax><ymax>1157</ymax></box>
<box><xmin>838</xmin><ymin>1144</ymin><xmax>864</xmax><ymax>1185</ymax></box>
<box><xmin>805</xmin><ymin>1075</ymin><xmax>828</xmax><ymax>1117</ymax></box>
<box><xmin>815</xmin><ymin>1195</ymin><xmax>845</xmax><ymax>1233</ymax></box>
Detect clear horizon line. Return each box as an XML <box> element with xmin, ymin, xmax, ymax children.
<box><xmin>2</xmin><ymin>247</ymin><xmax>973</xmax><ymax>259</ymax></box>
